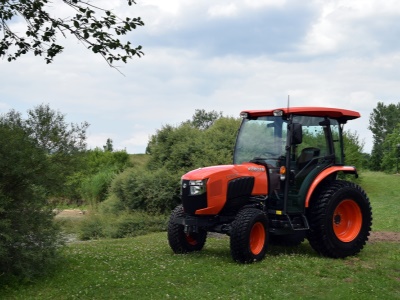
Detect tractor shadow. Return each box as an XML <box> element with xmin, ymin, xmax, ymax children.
<box><xmin>199</xmin><ymin>234</ymin><xmax>320</xmax><ymax>263</ymax></box>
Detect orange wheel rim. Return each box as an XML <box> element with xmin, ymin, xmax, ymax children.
<box><xmin>185</xmin><ymin>234</ymin><xmax>197</xmax><ymax>246</ymax></box>
<box><xmin>333</xmin><ymin>199</ymin><xmax>362</xmax><ymax>242</ymax></box>
<box><xmin>250</xmin><ymin>222</ymin><xmax>266</xmax><ymax>255</ymax></box>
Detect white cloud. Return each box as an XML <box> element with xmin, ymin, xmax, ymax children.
<box><xmin>243</xmin><ymin>0</ymin><xmax>286</xmax><ymax>9</ymax></box>
<box><xmin>208</xmin><ymin>3</ymin><xmax>238</xmax><ymax>18</ymax></box>
<box><xmin>1</xmin><ymin>0</ymin><xmax>399</xmax><ymax>155</ymax></box>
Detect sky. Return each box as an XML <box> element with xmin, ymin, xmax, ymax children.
<box><xmin>1</xmin><ymin>0</ymin><xmax>400</xmax><ymax>154</ymax></box>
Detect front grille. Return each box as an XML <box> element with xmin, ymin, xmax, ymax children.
<box><xmin>227</xmin><ymin>176</ymin><xmax>254</xmax><ymax>199</ymax></box>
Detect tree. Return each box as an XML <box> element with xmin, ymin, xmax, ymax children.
<box><xmin>0</xmin><ymin>103</ymin><xmax>89</xmax><ymax>197</ymax></box>
<box><xmin>368</xmin><ymin>102</ymin><xmax>400</xmax><ymax>170</ymax></box>
<box><xmin>343</xmin><ymin>130</ymin><xmax>366</xmax><ymax>171</ymax></box>
<box><xmin>187</xmin><ymin>109</ymin><xmax>223</xmax><ymax>130</ymax></box>
<box><xmin>381</xmin><ymin>124</ymin><xmax>400</xmax><ymax>173</ymax></box>
<box><xmin>0</xmin><ymin>0</ymin><xmax>144</xmax><ymax>68</ymax></box>
<box><xmin>103</xmin><ymin>138</ymin><xmax>114</xmax><ymax>152</ymax></box>
<box><xmin>0</xmin><ymin>124</ymin><xmax>62</xmax><ymax>280</ymax></box>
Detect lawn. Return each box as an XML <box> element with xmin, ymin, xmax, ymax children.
<box><xmin>1</xmin><ymin>172</ymin><xmax>399</xmax><ymax>300</ymax></box>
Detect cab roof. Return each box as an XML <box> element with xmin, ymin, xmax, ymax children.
<box><xmin>241</xmin><ymin>107</ymin><xmax>360</xmax><ymax>123</ymax></box>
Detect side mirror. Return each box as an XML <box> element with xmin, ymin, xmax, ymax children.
<box><xmin>290</xmin><ymin>123</ymin><xmax>302</xmax><ymax>145</ymax></box>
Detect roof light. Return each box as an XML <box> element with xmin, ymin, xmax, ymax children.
<box><xmin>273</xmin><ymin>110</ymin><xmax>283</xmax><ymax>117</ymax></box>
<box><xmin>240</xmin><ymin>112</ymin><xmax>248</xmax><ymax>118</ymax></box>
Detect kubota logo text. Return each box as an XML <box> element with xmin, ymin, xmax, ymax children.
<box><xmin>248</xmin><ymin>167</ymin><xmax>265</xmax><ymax>172</ymax></box>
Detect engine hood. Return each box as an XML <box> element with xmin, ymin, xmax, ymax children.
<box><xmin>181</xmin><ymin>162</ymin><xmax>268</xmax><ymax>215</ymax></box>
<box><xmin>182</xmin><ymin>163</ymin><xmax>266</xmax><ymax>181</ymax></box>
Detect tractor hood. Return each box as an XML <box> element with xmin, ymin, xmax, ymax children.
<box><xmin>182</xmin><ymin>163</ymin><xmax>267</xmax><ymax>181</ymax></box>
<box><xmin>182</xmin><ymin>162</ymin><xmax>268</xmax><ymax>212</ymax></box>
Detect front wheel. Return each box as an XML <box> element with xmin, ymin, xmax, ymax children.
<box><xmin>307</xmin><ymin>180</ymin><xmax>372</xmax><ymax>258</ymax></box>
<box><xmin>230</xmin><ymin>208</ymin><xmax>269</xmax><ymax>263</ymax></box>
<box><xmin>167</xmin><ymin>205</ymin><xmax>207</xmax><ymax>253</ymax></box>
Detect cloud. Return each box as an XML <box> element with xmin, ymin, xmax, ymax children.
<box><xmin>1</xmin><ymin>0</ymin><xmax>399</xmax><ymax>155</ymax></box>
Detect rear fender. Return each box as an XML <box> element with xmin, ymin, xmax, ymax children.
<box><xmin>305</xmin><ymin>166</ymin><xmax>358</xmax><ymax>208</ymax></box>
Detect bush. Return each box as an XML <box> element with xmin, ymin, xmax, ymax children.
<box><xmin>78</xmin><ymin>212</ymin><xmax>167</xmax><ymax>240</ymax></box>
<box><xmin>98</xmin><ymin>194</ymin><xmax>126</xmax><ymax>215</ymax></box>
<box><xmin>0</xmin><ymin>125</ymin><xmax>63</xmax><ymax>280</ymax></box>
<box><xmin>80</xmin><ymin>168</ymin><xmax>116</xmax><ymax>206</ymax></box>
<box><xmin>110</xmin><ymin>167</ymin><xmax>181</xmax><ymax>214</ymax></box>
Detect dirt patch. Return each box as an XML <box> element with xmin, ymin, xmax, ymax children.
<box><xmin>54</xmin><ymin>209</ymin><xmax>87</xmax><ymax>219</ymax></box>
<box><xmin>368</xmin><ymin>231</ymin><xmax>400</xmax><ymax>243</ymax></box>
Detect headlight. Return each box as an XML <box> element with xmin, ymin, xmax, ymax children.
<box><xmin>189</xmin><ymin>179</ymin><xmax>208</xmax><ymax>195</ymax></box>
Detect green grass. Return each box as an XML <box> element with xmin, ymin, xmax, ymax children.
<box><xmin>360</xmin><ymin>171</ymin><xmax>400</xmax><ymax>232</ymax></box>
<box><xmin>1</xmin><ymin>171</ymin><xmax>399</xmax><ymax>299</ymax></box>
<box><xmin>2</xmin><ymin>234</ymin><xmax>399</xmax><ymax>299</ymax></box>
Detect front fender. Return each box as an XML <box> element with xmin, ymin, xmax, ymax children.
<box><xmin>305</xmin><ymin>166</ymin><xmax>358</xmax><ymax>207</ymax></box>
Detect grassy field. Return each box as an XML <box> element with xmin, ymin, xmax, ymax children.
<box><xmin>1</xmin><ymin>172</ymin><xmax>399</xmax><ymax>299</ymax></box>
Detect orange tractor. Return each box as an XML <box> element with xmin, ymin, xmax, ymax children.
<box><xmin>167</xmin><ymin>107</ymin><xmax>372</xmax><ymax>263</ymax></box>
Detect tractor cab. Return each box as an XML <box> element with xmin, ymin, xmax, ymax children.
<box><xmin>234</xmin><ymin>107</ymin><xmax>356</xmax><ymax>215</ymax></box>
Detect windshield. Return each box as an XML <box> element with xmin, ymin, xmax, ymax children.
<box><xmin>233</xmin><ymin>116</ymin><xmax>287</xmax><ymax>164</ymax></box>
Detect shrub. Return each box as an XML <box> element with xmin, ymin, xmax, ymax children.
<box><xmin>80</xmin><ymin>168</ymin><xmax>116</xmax><ymax>206</ymax></box>
<box><xmin>110</xmin><ymin>167</ymin><xmax>181</xmax><ymax>214</ymax></box>
<box><xmin>0</xmin><ymin>125</ymin><xmax>63</xmax><ymax>280</ymax></box>
<box><xmin>78</xmin><ymin>212</ymin><xmax>167</xmax><ymax>240</ymax></box>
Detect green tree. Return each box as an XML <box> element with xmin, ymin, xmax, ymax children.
<box><xmin>187</xmin><ymin>109</ymin><xmax>223</xmax><ymax>130</ymax></box>
<box><xmin>146</xmin><ymin>123</ymin><xmax>204</xmax><ymax>172</ymax></box>
<box><xmin>0</xmin><ymin>124</ymin><xmax>62</xmax><ymax>280</ymax></box>
<box><xmin>343</xmin><ymin>130</ymin><xmax>365</xmax><ymax>171</ymax></box>
<box><xmin>103</xmin><ymin>138</ymin><xmax>114</xmax><ymax>152</ymax></box>
<box><xmin>76</xmin><ymin>147</ymin><xmax>130</xmax><ymax>205</ymax></box>
<box><xmin>0</xmin><ymin>0</ymin><xmax>144</xmax><ymax>67</ymax></box>
<box><xmin>381</xmin><ymin>124</ymin><xmax>400</xmax><ymax>173</ymax></box>
<box><xmin>0</xmin><ymin>103</ymin><xmax>89</xmax><ymax>199</ymax></box>
<box><xmin>369</xmin><ymin>102</ymin><xmax>400</xmax><ymax>170</ymax></box>
<box><xmin>202</xmin><ymin>117</ymin><xmax>241</xmax><ymax>165</ymax></box>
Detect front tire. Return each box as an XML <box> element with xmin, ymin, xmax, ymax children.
<box><xmin>230</xmin><ymin>208</ymin><xmax>268</xmax><ymax>263</ymax></box>
<box><xmin>167</xmin><ymin>205</ymin><xmax>207</xmax><ymax>253</ymax></box>
<box><xmin>307</xmin><ymin>180</ymin><xmax>372</xmax><ymax>258</ymax></box>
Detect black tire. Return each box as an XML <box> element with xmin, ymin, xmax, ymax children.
<box><xmin>167</xmin><ymin>205</ymin><xmax>207</xmax><ymax>253</ymax></box>
<box><xmin>307</xmin><ymin>180</ymin><xmax>372</xmax><ymax>258</ymax></box>
<box><xmin>270</xmin><ymin>231</ymin><xmax>306</xmax><ymax>247</ymax></box>
<box><xmin>230</xmin><ymin>208</ymin><xmax>268</xmax><ymax>263</ymax></box>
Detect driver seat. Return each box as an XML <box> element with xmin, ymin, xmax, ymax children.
<box><xmin>297</xmin><ymin>147</ymin><xmax>320</xmax><ymax>170</ymax></box>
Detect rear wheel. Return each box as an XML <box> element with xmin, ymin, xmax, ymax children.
<box><xmin>167</xmin><ymin>205</ymin><xmax>207</xmax><ymax>253</ymax></box>
<box><xmin>230</xmin><ymin>208</ymin><xmax>268</xmax><ymax>263</ymax></box>
<box><xmin>307</xmin><ymin>180</ymin><xmax>372</xmax><ymax>258</ymax></box>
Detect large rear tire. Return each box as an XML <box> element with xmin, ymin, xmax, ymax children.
<box><xmin>307</xmin><ymin>180</ymin><xmax>372</xmax><ymax>258</ymax></box>
<box><xmin>167</xmin><ymin>205</ymin><xmax>207</xmax><ymax>253</ymax></box>
<box><xmin>230</xmin><ymin>208</ymin><xmax>268</xmax><ymax>263</ymax></box>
